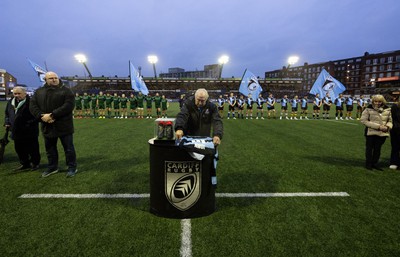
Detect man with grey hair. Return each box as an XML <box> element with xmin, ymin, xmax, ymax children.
<box><xmin>175</xmin><ymin>88</ymin><xmax>223</xmax><ymax>145</ymax></box>
<box><xmin>4</xmin><ymin>86</ymin><xmax>40</xmax><ymax>171</ymax></box>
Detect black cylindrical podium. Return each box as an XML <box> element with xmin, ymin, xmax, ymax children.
<box><xmin>149</xmin><ymin>139</ymin><xmax>216</xmax><ymax>218</ymax></box>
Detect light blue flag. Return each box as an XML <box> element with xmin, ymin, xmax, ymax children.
<box><xmin>310</xmin><ymin>69</ymin><xmax>346</xmax><ymax>100</ymax></box>
<box><xmin>129</xmin><ymin>61</ymin><xmax>149</xmax><ymax>95</ymax></box>
<box><xmin>239</xmin><ymin>69</ymin><xmax>262</xmax><ymax>101</ymax></box>
<box><xmin>27</xmin><ymin>59</ymin><xmax>47</xmax><ymax>82</ymax></box>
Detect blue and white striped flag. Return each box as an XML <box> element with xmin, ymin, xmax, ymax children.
<box><xmin>27</xmin><ymin>59</ymin><xmax>47</xmax><ymax>82</ymax></box>
<box><xmin>129</xmin><ymin>61</ymin><xmax>149</xmax><ymax>95</ymax></box>
<box><xmin>239</xmin><ymin>69</ymin><xmax>262</xmax><ymax>101</ymax></box>
<box><xmin>310</xmin><ymin>69</ymin><xmax>346</xmax><ymax>100</ymax></box>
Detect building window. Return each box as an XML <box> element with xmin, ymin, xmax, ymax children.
<box><xmin>372</xmin><ymin>66</ymin><xmax>377</xmax><ymax>72</ymax></box>
<box><xmin>387</xmin><ymin>72</ymin><xmax>391</xmax><ymax>77</ymax></box>
<box><xmin>387</xmin><ymin>64</ymin><xmax>392</xmax><ymax>71</ymax></box>
<box><xmin>395</xmin><ymin>71</ymin><xmax>400</xmax><ymax>76</ymax></box>
<box><xmin>366</xmin><ymin>60</ymin><xmax>371</xmax><ymax>65</ymax></box>
<box><xmin>365</xmin><ymin>74</ymin><xmax>370</xmax><ymax>80</ymax></box>
<box><xmin>379</xmin><ymin>73</ymin><xmax>384</xmax><ymax>78</ymax></box>
<box><xmin>380</xmin><ymin>57</ymin><xmax>386</xmax><ymax>63</ymax></box>
<box><xmin>396</xmin><ymin>56</ymin><xmax>400</xmax><ymax>62</ymax></box>
<box><xmin>388</xmin><ymin>56</ymin><xmax>393</xmax><ymax>62</ymax></box>
<box><xmin>379</xmin><ymin>65</ymin><xmax>385</xmax><ymax>71</ymax></box>
<box><xmin>373</xmin><ymin>59</ymin><xmax>378</xmax><ymax>64</ymax></box>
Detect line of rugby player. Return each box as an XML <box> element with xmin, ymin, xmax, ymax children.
<box><xmin>215</xmin><ymin>92</ymin><xmax>370</xmax><ymax>121</ymax></box>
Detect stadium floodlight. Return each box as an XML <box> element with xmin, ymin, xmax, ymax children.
<box><xmin>287</xmin><ymin>56</ymin><xmax>299</xmax><ymax>67</ymax></box>
<box><xmin>148</xmin><ymin>55</ymin><xmax>158</xmax><ymax>78</ymax></box>
<box><xmin>74</xmin><ymin>54</ymin><xmax>92</xmax><ymax>78</ymax></box>
<box><xmin>218</xmin><ymin>55</ymin><xmax>229</xmax><ymax>78</ymax></box>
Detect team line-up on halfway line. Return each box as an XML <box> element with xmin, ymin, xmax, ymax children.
<box><xmin>73</xmin><ymin>90</ymin><xmax>370</xmax><ymax>121</ymax></box>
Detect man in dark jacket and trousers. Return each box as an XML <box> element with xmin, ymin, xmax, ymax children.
<box><xmin>30</xmin><ymin>71</ymin><xmax>77</xmax><ymax>178</ymax></box>
<box><xmin>4</xmin><ymin>86</ymin><xmax>40</xmax><ymax>171</ymax></box>
<box><xmin>175</xmin><ymin>88</ymin><xmax>223</xmax><ymax>144</ymax></box>
<box><xmin>175</xmin><ymin>88</ymin><xmax>223</xmax><ymax>187</ymax></box>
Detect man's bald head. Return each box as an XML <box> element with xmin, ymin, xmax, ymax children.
<box><xmin>45</xmin><ymin>71</ymin><xmax>60</xmax><ymax>86</ymax></box>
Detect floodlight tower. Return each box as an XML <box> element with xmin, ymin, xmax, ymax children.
<box><xmin>148</xmin><ymin>55</ymin><xmax>158</xmax><ymax>78</ymax></box>
<box><xmin>286</xmin><ymin>56</ymin><xmax>299</xmax><ymax>77</ymax></box>
<box><xmin>74</xmin><ymin>54</ymin><xmax>92</xmax><ymax>78</ymax></box>
<box><xmin>218</xmin><ymin>55</ymin><xmax>229</xmax><ymax>79</ymax></box>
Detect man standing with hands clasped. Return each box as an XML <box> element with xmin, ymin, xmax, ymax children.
<box><xmin>4</xmin><ymin>86</ymin><xmax>40</xmax><ymax>171</ymax></box>
<box><xmin>30</xmin><ymin>71</ymin><xmax>78</xmax><ymax>178</ymax></box>
<box><xmin>174</xmin><ymin>88</ymin><xmax>223</xmax><ymax>145</ymax></box>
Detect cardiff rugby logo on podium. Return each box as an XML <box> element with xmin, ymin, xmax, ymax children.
<box><xmin>165</xmin><ymin>161</ymin><xmax>201</xmax><ymax>211</ymax></box>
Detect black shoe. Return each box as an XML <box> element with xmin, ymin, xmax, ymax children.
<box><xmin>41</xmin><ymin>168</ymin><xmax>59</xmax><ymax>178</ymax></box>
<box><xmin>66</xmin><ymin>168</ymin><xmax>77</xmax><ymax>178</ymax></box>
<box><xmin>372</xmin><ymin>165</ymin><xmax>383</xmax><ymax>171</ymax></box>
<box><xmin>13</xmin><ymin>164</ymin><xmax>31</xmax><ymax>172</ymax></box>
<box><xmin>31</xmin><ymin>164</ymin><xmax>40</xmax><ymax>171</ymax></box>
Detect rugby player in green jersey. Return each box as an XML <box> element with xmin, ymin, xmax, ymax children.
<box><xmin>145</xmin><ymin>94</ymin><xmax>153</xmax><ymax>119</ymax></box>
<box><xmin>136</xmin><ymin>92</ymin><xmax>145</xmax><ymax>119</ymax></box>
<box><xmin>82</xmin><ymin>92</ymin><xmax>91</xmax><ymax>118</ymax></box>
<box><xmin>161</xmin><ymin>95</ymin><xmax>169</xmax><ymax>118</ymax></box>
<box><xmin>120</xmin><ymin>93</ymin><xmax>129</xmax><ymax>118</ymax></box>
<box><xmin>129</xmin><ymin>93</ymin><xmax>137</xmax><ymax>118</ymax></box>
<box><xmin>90</xmin><ymin>93</ymin><xmax>98</xmax><ymax>118</ymax></box>
<box><xmin>154</xmin><ymin>92</ymin><xmax>162</xmax><ymax>118</ymax></box>
<box><xmin>113</xmin><ymin>92</ymin><xmax>120</xmax><ymax>118</ymax></box>
<box><xmin>105</xmin><ymin>92</ymin><xmax>113</xmax><ymax>118</ymax></box>
<box><xmin>97</xmin><ymin>91</ymin><xmax>106</xmax><ymax>118</ymax></box>
<box><xmin>74</xmin><ymin>93</ymin><xmax>83</xmax><ymax>118</ymax></box>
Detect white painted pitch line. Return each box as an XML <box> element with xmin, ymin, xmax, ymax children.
<box><xmin>180</xmin><ymin>219</ymin><xmax>192</xmax><ymax>257</ymax></box>
<box><xmin>324</xmin><ymin>119</ymin><xmax>359</xmax><ymax>126</ymax></box>
<box><xmin>216</xmin><ymin>192</ymin><xmax>350</xmax><ymax>197</ymax></box>
<box><xmin>18</xmin><ymin>193</ymin><xmax>150</xmax><ymax>199</ymax></box>
<box><xmin>18</xmin><ymin>192</ymin><xmax>349</xmax><ymax>257</ymax></box>
<box><xmin>18</xmin><ymin>192</ymin><xmax>350</xmax><ymax>199</ymax></box>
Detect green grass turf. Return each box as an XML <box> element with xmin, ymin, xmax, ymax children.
<box><xmin>0</xmin><ymin>101</ymin><xmax>399</xmax><ymax>257</ymax></box>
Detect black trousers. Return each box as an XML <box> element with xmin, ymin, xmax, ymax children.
<box><xmin>44</xmin><ymin>134</ymin><xmax>77</xmax><ymax>171</ymax></box>
<box><xmin>14</xmin><ymin>137</ymin><xmax>40</xmax><ymax>166</ymax></box>
<box><xmin>390</xmin><ymin>131</ymin><xmax>400</xmax><ymax>166</ymax></box>
<box><xmin>365</xmin><ymin>135</ymin><xmax>387</xmax><ymax>168</ymax></box>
